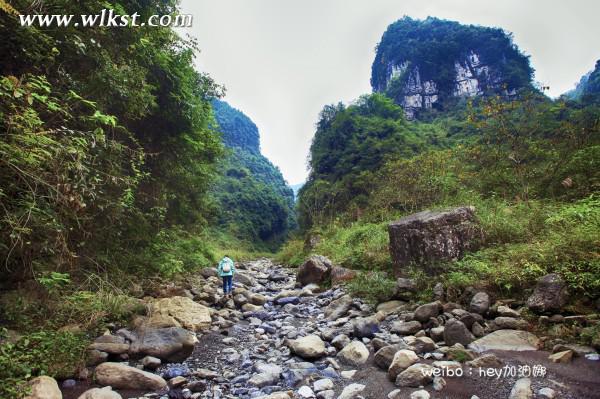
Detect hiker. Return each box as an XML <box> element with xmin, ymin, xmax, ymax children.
<box><xmin>217</xmin><ymin>255</ymin><xmax>235</xmax><ymax>297</ymax></box>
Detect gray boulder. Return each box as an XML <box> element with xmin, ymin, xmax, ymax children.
<box><xmin>414</xmin><ymin>302</ymin><xmax>441</xmax><ymax>322</ymax></box>
<box><xmin>469</xmin><ymin>292</ymin><xmax>490</xmax><ymax>314</ymax></box>
<box><xmin>129</xmin><ymin>327</ymin><xmax>198</xmax><ymax>362</ymax></box>
<box><xmin>297</xmin><ymin>255</ymin><xmax>333</xmax><ymax>286</ymax></box>
<box><xmin>388</xmin><ymin>207</ymin><xmax>483</xmax><ymax>275</ymax></box>
<box><xmin>526</xmin><ymin>274</ymin><xmax>568</xmax><ymax>313</ymax></box>
<box><xmin>443</xmin><ymin>319</ymin><xmax>474</xmax><ymax>346</ymax></box>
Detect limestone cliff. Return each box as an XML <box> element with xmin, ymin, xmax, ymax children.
<box><xmin>371</xmin><ymin>17</ymin><xmax>533</xmax><ymax>118</ymax></box>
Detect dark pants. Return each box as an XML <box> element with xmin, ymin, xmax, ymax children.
<box><xmin>222</xmin><ymin>275</ymin><xmax>233</xmax><ymax>294</ymax></box>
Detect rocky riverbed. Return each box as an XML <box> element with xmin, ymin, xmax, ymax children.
<box><xmin>42</xmin><ymin>258</ymin><xmax>600</xmax><ymax>399</ymax></box>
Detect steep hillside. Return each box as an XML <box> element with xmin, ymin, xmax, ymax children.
<box><xmin>565</xmin><ymin>59</ymin><xmax>600</xmax><ymax>101</ymax></box>
<box><xmin>212</xmin><ymin>100</ymin><xmax>295</xmax><ymax>247</ymax></box>
<box><xmin>372</xmin><ymin>17</ymin><xmax>534</xmax><ymax>118</ymax></box>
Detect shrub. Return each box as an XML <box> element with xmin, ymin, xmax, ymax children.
<box><xmin>0</xmin><ymin>329</ymin><xmax>88</xmax><ymax>398</ymax></box>
<box><xmin>347</xmin><ymin>270</ymin><xmax>396</xmax><ymax>304</ymax></box>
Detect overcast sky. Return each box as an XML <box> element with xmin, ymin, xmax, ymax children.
<box><xmin>179</xmin><ymin>0</ymin><xmax>600</xmax><ymax>185</ymax></box>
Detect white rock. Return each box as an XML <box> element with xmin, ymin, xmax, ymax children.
<box><xmin>410</xmin><ymin>390</ymin><xmax>430</xmax><ymax>399</ymax></box>
<box><xmin>537</xmin><ymin>387</ymin><xmax>556</xmax><ymax>399</ymax></box>
<box><xmin>509</xmin><ymin>378</ymin><xmax>533</xmax><ymax>399</ymax></box>
<box><xmin>337</xmin><ymin>383</ymin><xmax>365</xmax><ymax>399</ymax></box>
<box><xmin>313</xmin><ymin>378</ymin><xmax>334</xmax><ymax>392</ymax></box>
<box><xmin>298</xmin><ymin>385</ymin><xmax>315</xmax><ymax>398</ymax></box>
<box><xmin>340</xmin><ymin>370</ymin><xmax>357</xmax><ymax>379</ymax></box>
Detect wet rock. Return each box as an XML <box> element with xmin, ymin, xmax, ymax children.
<box><xmin>24</xmin><ymin>376</ymin><xmax>61</xmax><ymax>399</ymax></box>
<box><xmin>443</xmin><ymin>319</ymin><xmax>474</xmax><ymax>346</ymax></box>
<box><xmin>552</xmin><ymin>343</ymin><xmax>596</xmax><ymax>357</ymax></box>
<box><xmin>297</xmin><ymin>255</ymin><xmax>333</xmax><ymax>286</ymax></box>
<box><xmin>388</xmin><ymin>349</ymin><xmax>419</xmax><ymax>380</ymax></box>
<box><xmin>414</xmin><ymin>301</ymin><xmax>441</xmax><ymax>322</ymax></box>
<box><xmin>287</xmin><ymin>335</ymin><xmax>327</xmax><ymax>359</ymax></box>
<box><xmin>526</xmin><ymin>273</ymin><xmax>568</xmax><ymax>313</ymax></box>
<box><xmin>388</xmin><ymin>207</ymin><xmax>483</xmax><ymax>275</ymax></box>
<box><xmin>469</xmin><ymin>330</ymin><xmax>541</xmax><ymax>352</ymax></box>
<box><xmin>469</xmin><ymin>292</ymin><xmax>490</xmax><ymax>315</ymax></box>
<box><xmin>508</xmin><ymin>377</ymin><xmax>532</xmax><ymax>399</ymax></box>
<box><xmin>94</xmin><ymin>362</ymin><xmax>167</xmax><ymax>391</ymax></box>
<box><xmin>337</xmin><ymin>341</ymin><xmax>369</xmax><ymax>366</ymax></box>
<box><xmin>410</xmin><ymin>390</ymin><xmax>430</xmax><ymax>399</ymax></box>
<box><xmin>395</xmin><ymin>363</ymin><xmax>434</xmax><ymax>387</ymax></box>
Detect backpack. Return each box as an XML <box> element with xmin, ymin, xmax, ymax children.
<box><xmin>221</xmin><ymin>258</ymin><xmax>232</xmax><ymax>273</ymax></box>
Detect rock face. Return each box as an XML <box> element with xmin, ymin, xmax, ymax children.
<box><xmin>94</xmin><ymin>362</ymin><xmax>167</xmax><ymax>391</ymax></box>
<box><xmin>388</xmin><ymin>207</ymin><xmax>483</xmax><ymax>275</ymax></box>
<box><xmin>148</xmin><ymin>296</ymin><xmax>211</xmax><ymax>332</ymax></box>
<box><xmin>469</xmin><ymin>330</ymin><xmax>541</xmax><ymax>352</ymax></box>
<box><xmin>371</xmin><ymin>17</ymin><xmax>532</xmax><ymax>119</ymax></box>
<box><xmin>297</xmin><ymin>255</ymin><xmax>333</xmax><ymax>286</ymax></box>
<box><xmin>24</xmin><ymin>376</ymin><xmax>62</xmax><ymax>399</ymax></box>
<box><xmin>526</xmin><ymin>273</ymin><xmax>568</xmax><ymax>313</ymax></box>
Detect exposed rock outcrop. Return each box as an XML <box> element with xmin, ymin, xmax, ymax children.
<box><xmin>388</xmin><ymin>207</ymin><xmax>483</xmax><ymax>275</ymax></box>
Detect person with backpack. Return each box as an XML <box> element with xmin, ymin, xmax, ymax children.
<box><xmin>217</xmin><ymin>255</ymin><xmax>235</xmax><ymax>297</ymax></box>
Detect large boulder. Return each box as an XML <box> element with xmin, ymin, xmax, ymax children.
<box><xmin>94</xmin><ymin>362</ymin><xmax>167</xmax><ymax>391</ymax></box>
<box><xmin>24</xmin><ymin>376</ymin><xmax>62</xmax><ymax>399</ymax></box>
<box><xmin>147</xmin><ymin>296</ymin><xmax>211</xmax><ymax>332</ymax></box>
<box><xmin>287</xmin><ymin>335</ymin><xmax>327</xmax><ymax>359</ymax></box>
<box><xmin>129</xmin><ymin>327</ymin><xmax>198</xmax><ymax>362</ymax></box>
<box><xmin>526</xmin><ymin>274</ymin><xmax>568</xmax><ymax>313</ymax></box>
<box><xmin>77</xmin><ymin>387</ymin><xmax>122</xmax><ymax>399</ymax></box>
<box><xmin>297</xmin><ymin>255</ymin><xmax>333</xmax><ymax>286</ymax></box>
<box><xmin>468</xmin><ymin>330</ymin><xmax>541</xmax><ymax>352</ymax></box>
<box><xmin>388</xmin><ymin>207</ymin><xmax>483</xmax><ymax>275</ymax></box>
<box><xmin>443</xmin><ymin>319</ymin><xmax>474</xmax><ymax>346</ymax></box>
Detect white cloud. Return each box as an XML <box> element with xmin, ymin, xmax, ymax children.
<box><xmin>179</xmin><ymin>0</ymin><xmax>600</xmax><ymax>185</ymax></box>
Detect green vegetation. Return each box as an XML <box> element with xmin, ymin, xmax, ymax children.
<box><xmin>0</xmin><ymin>329</ymin><xmax>88</xmax><ymax>398</ymax></box>
<box><xmin>291</xmin><ymin>87</ymin><xmax>599</xmax><ymax>305</ymax></box>
<box><xmin>0</xmin><ymin>1</ymin><xmax>293</xmax><ymax>395</ymax></box>
<box><xmin>212</xmin><ymin>100</ymin><xmax>295</xmax><ymax>248</ymax></box>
